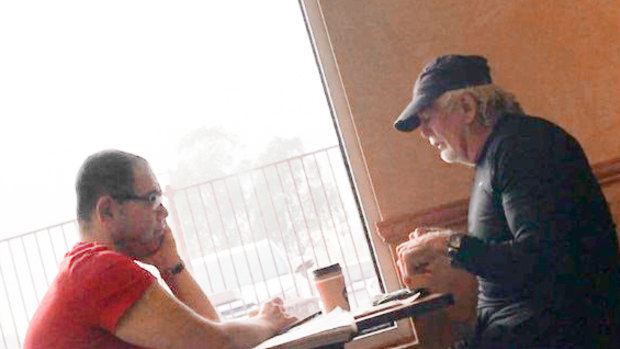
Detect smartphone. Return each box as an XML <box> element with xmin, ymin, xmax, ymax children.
<box><xmin>372</xmin><ymin>287</ymin><xmax>429</xmax><ymax>306</ymax></box>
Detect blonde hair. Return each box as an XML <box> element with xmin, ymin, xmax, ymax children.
<box><xmin>435</xmin><ymin>84</ymin><xmax>523</xmax><ymax>126</ymax></box>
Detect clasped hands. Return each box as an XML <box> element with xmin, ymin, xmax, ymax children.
<box><xmin>395</xmin><ymin>227</ymin><xmax>453</xmax><ymax>287</ymax></box>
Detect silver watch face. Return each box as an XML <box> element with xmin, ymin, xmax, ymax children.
<box><xmin>448</xmin><ymin>234</ymin><xmax>462</xmax><ymax>249</ymax></box>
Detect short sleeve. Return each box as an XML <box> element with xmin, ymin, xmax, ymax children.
<box><xmin>73</xmin><ymin>248</ymin><xmax>156</xmax><ymax>333</ymax></box>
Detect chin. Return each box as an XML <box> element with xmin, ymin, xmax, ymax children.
<box><xmin>440</xmin><ymin>150</ymin><xmax>473</xmax><ymax>167</ymax></box>
<box><xmin>440</xmin><ymin>150</ymin><xmax>458</xmax><ymax>164</ymax></box>
<box><xmin>142</xmin><ymin>234</ymin><xmax>166</xmax><ymax>258</ymax></box>
<box><xmin>116</xmin><ymin>233</ymin><xmax>164</xmax><ymax>259</ymax></box>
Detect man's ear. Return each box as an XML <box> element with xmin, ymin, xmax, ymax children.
<box><xmin>95</xmin><ymin>196</ymin><xmax>115</xmax><ymax>223</ymax></box>
<box><xmin>459</xmin><ymin>92</ymin><xmax>478</xmax><ymax>124</ymax></box>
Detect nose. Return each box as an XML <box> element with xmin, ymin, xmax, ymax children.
<box><xmin>157</xmin><ymin>201</ymin><xmax>169</xmax><ymax>218</ymax></box>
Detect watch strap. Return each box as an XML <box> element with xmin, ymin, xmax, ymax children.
<box><xmin>446</xmin><ymin>233</ymin><xmax>467</xmax><ymax>267</ymax></box>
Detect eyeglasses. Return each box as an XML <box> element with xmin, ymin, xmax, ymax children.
<box><xmin>114</xmin><ymin>191</ymin><xmax>164</xmax><ymax>210</ymax></box>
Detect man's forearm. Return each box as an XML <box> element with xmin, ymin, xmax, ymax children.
<box><xmin>219</xmin><ymin>317</ymin><xmax>277</xmax><ymax>348</ymax></box>
<box><xmin>114</xmin><ymin>282</ymin><xmax>279</xmax><ymax>349</ymax></box>
<box><xmin>161</xmin><ymin>263</ymin><xmax>221</xmax><ymax>321</ymax></box>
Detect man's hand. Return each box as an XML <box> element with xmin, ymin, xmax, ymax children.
<box><xmin>142</xmin><ymin>221</ymin><xmax>182</xmax><ymax>273</ymax></box>
<box><xmin>395</xmin><ymin>227</ymin><xmax>452</xmax><ymax>287</ymax></box>
<box><xmin>254</xmin><ymin>298</ymin><xmax>297</xmax><ymax>335</ymax></box>
<box><xmin>408</xmin><ymin>226</ymin><xmax>438</xmax><ymax>240</ymax></box>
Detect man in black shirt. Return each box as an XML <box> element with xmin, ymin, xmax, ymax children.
<box><xmin>393</xmin><ymin>54</ymin><xmax>620</xmax><ymax>348</ymax></box>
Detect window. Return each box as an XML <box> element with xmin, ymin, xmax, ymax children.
<box><xmin>0</xmin><ymin>1</ymin><xmax>383</xmax><ymax>348</ymax></box>
<box><xmin>167</xmin><ymin>145</ymin><xmax>382</xmax><ymax>318</ymax></box>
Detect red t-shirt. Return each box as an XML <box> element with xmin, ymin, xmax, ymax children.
<box><xmin>24</xmin><ymin>242</ymin><xmax>156</xmax><ymax>348</ymax></box>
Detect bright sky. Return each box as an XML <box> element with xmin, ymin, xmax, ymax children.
<box><xmin>0</xmin><ymin>1</ymin><xmax>337</xmax><ymax>239</ymax></box>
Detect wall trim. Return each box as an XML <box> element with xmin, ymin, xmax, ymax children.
<box><xmin>593</xmin><ymin>156</ymin><xmax>620</xmax><ymax>186</ymax></box>
<box><xmin>376</xmin><ymin>156</ymin><xmax>620</xmax><ymax>245</ymax></box>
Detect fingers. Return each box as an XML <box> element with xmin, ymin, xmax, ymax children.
<box><xmin>395</xmin><ymin>239</ymin><xmax>410</xmax><ymax>256</ymax></box>
<box><xmin>395</xmin><ymin>237</ymin><xmax>435</xmax><ymax>284</ymax></box>
<box><xmin>260</xmin><ymin>298</ymin><xmax>288</xmax><ymax>316</ymax></box>
<box><xmin>396</xmin><ymin>259</ymin><xmax>411</xmax><ymax>285</ymax></box>
<box><xmin>258</xmin><ymin>299</ymin><xmax>297</xmax><ymax>332</ymax></box>
<box><xmin>409</xmin><ymin>226</ymin><xmax>436</xmax><ymax>240</ymax></box>
<box><xmin>396</xmin><ymin>238</ymin><xmax>425</xmax><ymax>262</ymax></box>
<box><xmin>280</xmin><ymin>314</ymin><xmax>298</xmax><ymax>331</ymax></box>
<box><xmin>269</xmin><ymin>297</ymin><xmax>284</xmax><ymax>306</ymax></box>
<box><xmin>395</xmin><ymin>228</ymin><xmax>449</xmax><ymax>285</ymax></box>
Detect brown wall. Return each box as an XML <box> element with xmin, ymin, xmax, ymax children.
<box><xmin>313</xmin><ymin>0</ymin><xmax>620</xmax><ymax>220</ymax></box>
<box><xmin>302</xmin><ymin>0</ymin><xmax>620</xmax><ymax>348</ymax></box>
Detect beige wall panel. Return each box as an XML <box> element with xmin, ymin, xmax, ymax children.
<box><xmin>317</xmin><ymin>0</ymin><xmax>620</xmax><ymax>222</ymax></box>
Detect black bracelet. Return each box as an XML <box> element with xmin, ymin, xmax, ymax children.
<box><xmin>165</xmin><ymin>261</ymin><xmax>185</xmax><ymax>276</ymax></box>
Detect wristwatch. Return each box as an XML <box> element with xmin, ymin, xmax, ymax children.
<box><xmin>447</xmin><ymin>233</ymin><xmax>465</xmax><ymax>255</ymax></box>
<box><xmin>161</xmin><ymin>261</ymin><xmax>185</xmax><ymax>277</ymax></box>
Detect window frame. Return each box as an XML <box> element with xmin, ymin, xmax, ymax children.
<box><xmin>297</xmin><ymin>0</ymin><xmax>420</xmax><ymax>347</ymax></box>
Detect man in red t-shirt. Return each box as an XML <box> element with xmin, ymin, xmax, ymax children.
<box><xmin>24</xmin><ymin>150</ymin><xmax>296</xmax><ymax>349</ymax></box>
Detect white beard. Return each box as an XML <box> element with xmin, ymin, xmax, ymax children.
<box><xmin>440</xmin><ymin>146</ymin><xmax>474</xmax><ymax>167</ymax></box>
<box><xmin>440</xmin><ymin>147</ymin><xmax>458</xmax><ymax>163</ymax></box>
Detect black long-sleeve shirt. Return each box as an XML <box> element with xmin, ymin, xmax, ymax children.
<box><xmin>453</xmin><ymin>114</ymin><xmax>620</xmax><ymax>347</ymax></box>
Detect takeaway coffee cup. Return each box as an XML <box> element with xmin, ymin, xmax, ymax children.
<box><xmin>312</xmin><ymin>263</ymin><xmax>350</xmax><ymax>312</ymax></box>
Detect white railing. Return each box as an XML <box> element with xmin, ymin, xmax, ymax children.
<box><xmin>0</xmin><ymin>221</ymin><xmax>80</xmax><ymax>349</ymax></box>
<box><xmin>0</xmin><ymin>146</ymin><xmax>381</xmax><ymax>348</ymax></box>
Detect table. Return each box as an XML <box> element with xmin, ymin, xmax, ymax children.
<box><xmin>319</xmin><ymin>292</ymin><xmax>454</xmax><ymax>348</ymax></box>
<box><xmin>354</xmin><ymin>292</ymin><xmax>454</xmax><ymax>334</ymax></box>
<box><xmin>257</xmin><ymin>292</ymin><xmax>454</xmax><ymax>349</ymax></box>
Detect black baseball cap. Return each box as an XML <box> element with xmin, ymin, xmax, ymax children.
<box><xmin>393</xmin><ymin>55</ymin><xmax>492</xmax><ymax>132</ymax></box>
